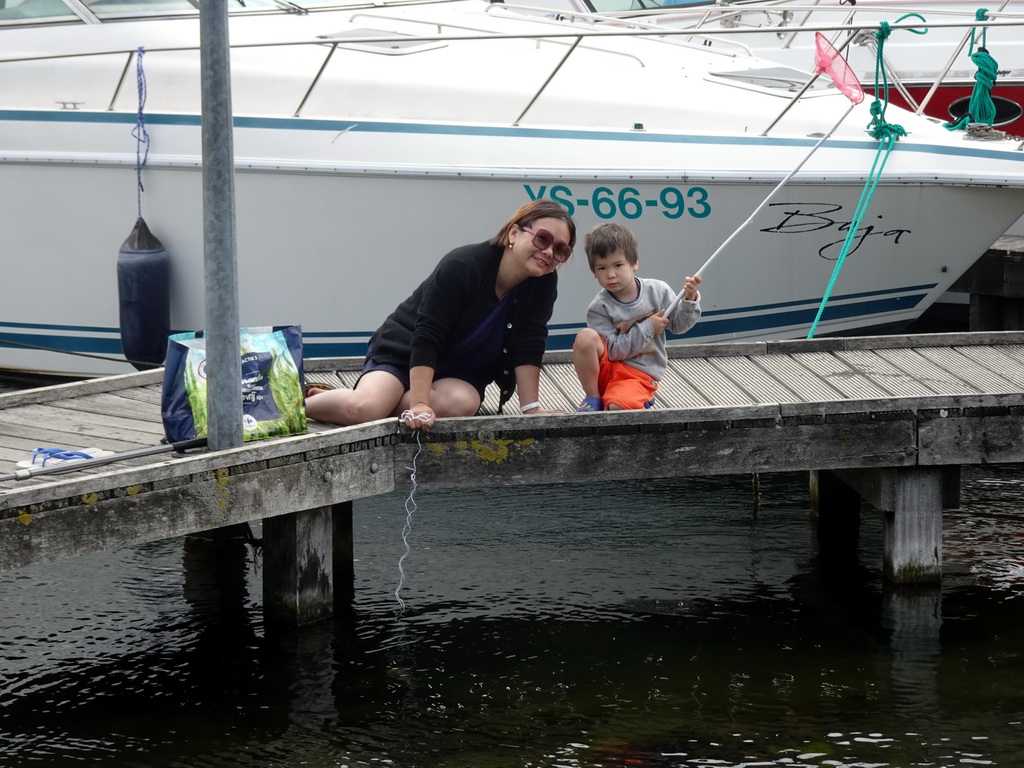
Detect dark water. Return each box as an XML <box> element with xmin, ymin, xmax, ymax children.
<box><xmin>3</xmin><ymin>378</ymin><xmax>1024</xmax><ymax>767</ymax></box>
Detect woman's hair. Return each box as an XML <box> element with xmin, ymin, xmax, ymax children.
<box><xmin>583</xmin><ymin>222</ymin><xmax>638</xmax><ymax>270</ymax></box>
<box><xmin>491</xmin><ymin>200</ymin><xmax>576</xmax><ymax>251</ymax></box>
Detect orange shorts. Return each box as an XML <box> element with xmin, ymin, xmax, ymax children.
<box><xmin>596</xmin><ymin>338</ymin><xmax>658</xmax><ymax>410</ymax></box>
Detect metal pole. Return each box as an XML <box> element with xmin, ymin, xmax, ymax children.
<box><xmin>199</xmin><ymin>0</ymin><xmax>242</xmax><ymax>451</ymax></box>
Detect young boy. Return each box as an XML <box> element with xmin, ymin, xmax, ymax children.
<box><xmin>572</xmin><ymin>222</ymin><xmax>702</xmax><ymax>412</ymax></box>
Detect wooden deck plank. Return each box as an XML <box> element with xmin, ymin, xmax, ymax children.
<box><xmin>0</xmin><ymin>455</ymin><xmax>158</xmax><ymax>486</ymax></box>
<box><xmin>0</xmin><ymin>417</ymin><xmax>156</xmax><ymax>450</ymax></box>
<box><xmin>0</xmin><ymin>404</ymin><xmax>165</xmax><ymax>444</ymax></box>
<box><xmin>952</xmin><ymin>344</ymin><xmax>1024</xmax><ymax>388</ymax></box>
<box><xmin>913</xmin><ymin>346</ymin><xmax>1021</xmax><ymax>394</ymax></box>
<box><xmin>706</xmin><ymin>355</ymin><xmax>802</xmax><ymax>404</ymax></box>
<box><xmin>306</xmin><ymin>420</ymin><xmax>338</xmax><ymax>434</ymax></box>
<box><xmin>0</xmin><ymin>370</ymin><xmax>164</xmax><ymax>410</ymax></box>
<box><xmin>0</xmin><ymin>418</ymin><xmax>152</xmax><ymax>451</ymax></box>
<box><xmin>52</xmin><ymin>391</ymin><xmax>166</xmax><ymax>423</ymax></box>
<box><xmin>832</xmin><ymin>349</ymin><xmax>938</xmax><ymax>397</ymax></box>
<box><xmin>541</xmin><ymin>365</ymin><xmax>586</xmax><ymax>411</ymax></box>
<box><xmin>306</xmin><ymin>371</ymin><xmax>350</xmax><ymax>391</ymax></box>
<box><xmin>664</xmin><ymin>358</ymin><xmax>756</xmax><ymax>406</ymax></box>
<box><xmin>337</xmin><ymin>370</ymin><xmax>362</xmax><ymax>388</ymax></box>
<box><xmin>873</xmin><ymin>348</ymin><xmax>984</xmax><ymax>395</ymax></box>
<box><xmin>113</xmin><ymin>384</ymin><xmax>164</xmax><ymax>407</ymax></box>
<box><xmin>480</xmin><ymin>383</ymin><xmax>503</xmax><ymax>416</ymax></box>
<box><xmin>789</xmin><ymin>351</ymin><xmax>890</xmax><ymax>400</ymax></box>
<box><xmin>23</xmin><ymin>402</ymin><xmax>165</xmax><ymax>436</ymax></box>
<box><xmin>653</xmin><ymin>379</ymin><xmax>714</xmax><ymax>409</ymax></box>
<box><xmin>751</xmin><ymin>354</ymin><xmax>848</xmax><ymax>402</ymax></box>
<box><xmin>0</xmin><ymin>431</ymin><xmax>146</xmax><ymax>460</ymax></box>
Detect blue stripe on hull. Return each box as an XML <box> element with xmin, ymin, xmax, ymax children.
<box><xmin>2</xmin><ymin>109</ymin><xmax>1023</xmax><ymax>164</ymax></box>
<box><xmin>683</xmin><ymin>292</ymin><xmax>927</xmax><ymax>339</ymax></box>
<box><xmin>0</xmin><ymin>331</ymin><xmax>123</xmax><ymax>355</ymax></box>
<box><xmin>0</xmin><ymin>288</ymin><xmax>932</xmax><ymax>360</ymax></box>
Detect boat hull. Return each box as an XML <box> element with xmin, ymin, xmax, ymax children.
<box><xmin>4</xmin><ymin>1</ymin><xmax>1024</xmax><ymax>377</ymax></box>
<box><xmin>3</xmin><ymin>114</ymin><xmax>1024</xmax><ymax>377</ymax></box>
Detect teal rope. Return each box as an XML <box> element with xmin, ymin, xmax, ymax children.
<box><xmin>806</xmin><ymin>16</ymin><xmax>922</xmax><ymax>338</ymax></box>
<box><xmin>867</xmin><ymin>16</ymin><xmax>922</xmax><ymax>141</ymax></box>
<box><xmin>945</xmin><ymin>9</ymin><xmax>999</xmax><ymax>129</ymax></box>
<box><xmin>805</xmin><ymin>135</ymin><xmax>898</xmax><ymax>339</ymax></box>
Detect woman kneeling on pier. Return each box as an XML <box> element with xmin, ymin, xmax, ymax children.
<box><xmin>305</xmin><ymin>200</ymin><xmax>575</xmax><ymax>431</ymax></box>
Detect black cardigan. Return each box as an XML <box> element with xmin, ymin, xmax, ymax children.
<box><xmin>368</xmin><ymin>241</ymin><xmax>558</xmax><ymax>410</ymax></box>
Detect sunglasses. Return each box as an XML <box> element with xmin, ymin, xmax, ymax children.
<box><xmin>518</xmin><ymin>225</ymin><xmax>572</xmax><ymax>263</ymax></box>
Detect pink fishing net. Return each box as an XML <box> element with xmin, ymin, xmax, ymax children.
<box><xmin>814</xmin><ymin>32</ymin><xmax>865</xmax><ymax>105</ymax></box>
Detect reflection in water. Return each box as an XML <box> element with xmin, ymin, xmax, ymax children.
<box><xmin>1</xmin><ymin>468</ymin><xmax>1024</xmax><ymax>766</ymax></box>
<box><xmin>882</xmin><ymin>587</ymin><xmax>942</xmax><ymax>712</ymax></box>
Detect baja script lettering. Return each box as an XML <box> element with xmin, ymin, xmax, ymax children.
<box><xmin>760</xmin><ymin>202</ymin><xmax>911</xmax><ymax>260</ymax></box>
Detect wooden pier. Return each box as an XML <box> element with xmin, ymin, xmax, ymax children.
<box><xmin>949</xmin><ymin>235</ymin><xmax>1024</xmax><ymax>331</ymax></box>
<box><xmin>4</xmin><ymin>331</ymin><xmax>1024</xmax><ymax>624</ymax></box>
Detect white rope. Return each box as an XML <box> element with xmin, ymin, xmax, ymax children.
<box><xmin>395</xmin><ymin>410</ymin><xmax>430</xmax><ymax>610</ymax></box>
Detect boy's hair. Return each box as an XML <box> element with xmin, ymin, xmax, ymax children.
<box><xmin>583</xmin><ymin>223</ymin><xmax>639</xmax><ymax>271</ymax></box>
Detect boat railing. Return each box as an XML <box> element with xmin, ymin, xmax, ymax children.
<box><xmin>588</xmin><ymin>1</ymin><xmax>1024</xmax><ymax>30</ymax></box>
<box><xmin>494</xmin><ymin>5</ymin><xmax>1024</xmax><ymax>138</ymax></box>
<box><xmin>491</xmin><ymin>2</ymin><xmax>757</xmax><ymax>55</ymax></box>
<box><xmin>753</xmin><ymin>1</ymin><xmax>1024</xmax><ymax>127</ymax></box>
<box><xmin>596</xmin><ymin>1</ymin><xmax>1024</xmax><ymax>126</ymax></box>
<box><xmin>348</xmin><ymin>7</ymin><xmax>646</xmax><ymax>64</ymax></box>
<box><xmin>0</xmin><ymin>0</ymin><xmax>470</xmax><ymax>27</ymax></box>
<box><xmin>3</xmin><ymin>10</ymin><xmax>1024</xmax><ymax>140</ymax></box>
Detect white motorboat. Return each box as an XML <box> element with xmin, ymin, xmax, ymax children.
<box><xmin>2</xmin><ymin>0</ymin><xmax>1024</xmax><ymax>377</ymax></box>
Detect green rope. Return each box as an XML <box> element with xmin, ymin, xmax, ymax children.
<box><xmin>944</xmin><ymin>9</ymin><xmax>999</xmax><ymax>129</ymax></box>
<box><xmin>805</xmin><ymin>136</ymin><xmax>898</xmax><ymax>339</ymax></box>
<box><xmin>866</xmin><ymin>15</ymin><xmax>923</xmax><ymax>141</ymax></box>
<box><xmin>806</xmin><ymin>15</ymin><xmax>924</xmax><ymax>339</ymax></box>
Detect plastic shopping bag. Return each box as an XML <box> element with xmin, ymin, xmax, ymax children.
<box><xmin>161</xmin><ymin>325</ymin><xmax>306</xmax><ymax>442</ymax></box>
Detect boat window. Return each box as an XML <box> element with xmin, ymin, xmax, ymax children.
<box><xmin>0</xmin><ymin>0</ymin><xmax>394</xmax><ymax>24</ymax></box>
<box><xmin>321</xmin><ymin>27</ymin><xmax>448</xmax><ymax>55</ymax></box>
<box><xmin>710</xmin><ymin>67</ymin><xmax>832</xmax><ymax>94</ymax></box>
<box><xmin>0</xmin><ymin>0</ymin><xmax>81</xmax><ymax>22</ymax></box>
<box><xmin>587</xmin><ymin>0</ymin><xmax>710</xmax><ymax>12</ymax></box>
<box><xmin>84</xmin><ymin>0</ymin><xmax>196</xmax><ymax>13</ymax></box>
<box><xmin>948</xmin><ymin>95</ymin><xmax>1024</xmax><ymax>129</ymax></box>
<box><xmin>510</xmin><ymin>0</ymin><xmax>579</xmax><ymax>11</ymax></box>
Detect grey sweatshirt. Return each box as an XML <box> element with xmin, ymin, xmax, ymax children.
<box><xmin>585</xmin><ymin>276</ymin><xmax>701</xmax><ymax>381</ymax></box>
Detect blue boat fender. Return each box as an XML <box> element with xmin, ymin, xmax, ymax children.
<box><xmin>117</xmin><ymin>217</ymin><xmax>170</xmax><ymax>371</ymax></box>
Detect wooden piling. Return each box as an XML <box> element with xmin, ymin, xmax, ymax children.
<box><xmin>831</xmin><ymin>468</ymin><xmax>944</xmax><ymax>583</ymax></box>
<box><xmin>949</xmin><ymin>235</ymin><xmax>1024</xmax><ymax>331</ymax></box>
<box><xmin>264</xmin><ymin>505</ymin><xmax>336</xmax><ymax>626</ymax></box>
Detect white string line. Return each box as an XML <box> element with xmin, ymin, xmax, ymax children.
<box><xmin>395</xmin><ymin>410</ymin><xmax>429</xmax><ymax>610</ymax></box>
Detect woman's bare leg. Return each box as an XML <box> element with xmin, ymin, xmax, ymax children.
<box><xmin>393</xmin><ymin>377</ymin><xmax>481</xmax><ymax>418</ymax></box>
<box><xmin>305</xmin><ymin>370</ymin><xmax>406</xmax><ymax>425</ymax></box>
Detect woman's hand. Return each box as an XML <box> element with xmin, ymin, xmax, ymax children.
<box><xmin>402</xmin><ymin>402</ymin><xmax>435</xmax><ymax>431</ymax></box>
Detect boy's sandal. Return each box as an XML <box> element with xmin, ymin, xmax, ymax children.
<box><xmin>304</xmin><ymin>383</ymin><xmax>335</xmax><ymax>399</ymax></box>
<box><xmin>575</xmin><ymin>396</ymin><xmax>604</xmax><ymax>413</ymax></box>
